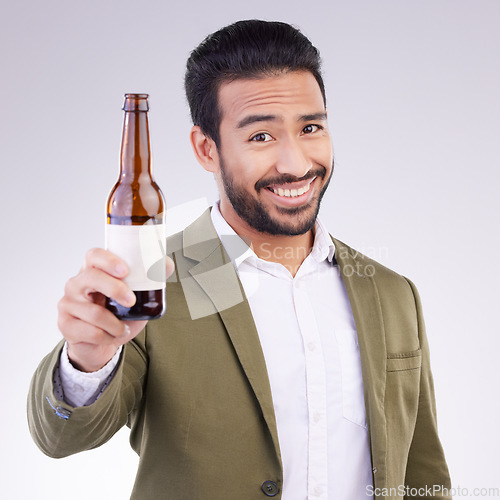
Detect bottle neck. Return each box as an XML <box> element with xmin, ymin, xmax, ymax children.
<box><xmin>119</xmin><ymin>110</ymin><xmax>151</xmax><ymax>180</ymax></box>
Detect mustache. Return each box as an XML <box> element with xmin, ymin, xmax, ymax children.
<box><xmin>255</xmin><ymin>167</ymin><xmax>327</xmax><ymax>192</ymax></box>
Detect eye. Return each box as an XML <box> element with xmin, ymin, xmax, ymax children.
<box><xmin>250</xmin><ymin>132</ymin><xmax>273</xmax><ymax>142</ymax></box>
<box><xmin>302</xmin><ymin>124</ymin><xmax>323</xmax><ymax>134</ymax></box>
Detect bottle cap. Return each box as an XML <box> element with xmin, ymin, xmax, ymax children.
<box><xmin>123</xmin><ymin>93</ymin><xmax>149</xmax><ymax>112</ymax></box>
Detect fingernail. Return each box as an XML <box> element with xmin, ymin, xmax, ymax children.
<box><xmin>123</xmin><ymin>324</ymin><xmax>131</xmax><ymax>337</ymax></box>
<box><xmin>125</xmin><ymin>291</ymin><xmax>136</xmax><ymax>305</ymax></box>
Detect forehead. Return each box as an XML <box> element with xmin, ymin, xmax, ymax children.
<box><xmin>218</xmin><ymin>71</ymin><xmax>325</xmax><ymax>124</ymax></box>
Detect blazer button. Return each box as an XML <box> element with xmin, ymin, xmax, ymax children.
<box><xmin>261</xmin><ymin>480</ymin><xmax>279</xmax><ymax>496</ymax></box>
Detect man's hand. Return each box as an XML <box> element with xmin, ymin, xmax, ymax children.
<box><xmin>57</xmin><ymin>248</ymin><xmax>175</xmax><ymax>373</ymax></box>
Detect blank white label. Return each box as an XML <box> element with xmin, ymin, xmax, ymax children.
<box><xmin>105</xmin><ymin>223</ymin><xmax>166</xmax><ymax>291</ymax></box>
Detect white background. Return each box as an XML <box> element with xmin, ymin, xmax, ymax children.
<box><xmin>1</xmin><ymin>0</ymin><xmax>499</xmax><ymax>498</ymax></box>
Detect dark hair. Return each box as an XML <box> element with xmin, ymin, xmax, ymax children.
<box><xmin>185</xmin><ymin>19</ymin><xmax>326</xmax><ymax>147</ymax></box>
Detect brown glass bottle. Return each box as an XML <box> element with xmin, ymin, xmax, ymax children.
<box><xmin>105</xmin><ymin>94</ymin><xmax>166</xmax><ymax>320</ymax></box>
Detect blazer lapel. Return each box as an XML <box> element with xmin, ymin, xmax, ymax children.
<box><xmin>333</xmin><ymin>237</ymin><xmax>388</xmax><ymax>486</ymax></box>
<box><xmin>181</xmin><ymin>209</ymin><xmax>282</xmax><ymax>468</ymax></box>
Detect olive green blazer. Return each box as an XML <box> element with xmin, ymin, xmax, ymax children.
<box><xmin>28</xmin><ymin>209</ymin><xmax>451</xmax><ymax>499</ymax></box>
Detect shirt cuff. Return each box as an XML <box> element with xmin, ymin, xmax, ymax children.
<box><xmin>58</xmin><ymin>342</ymin><xmax>122</xmax><ymax>407</ymax></box>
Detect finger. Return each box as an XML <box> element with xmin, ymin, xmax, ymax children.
<box><xmin>58</xmin><ymin>312</ymin><xmax>118</xmax><ymax>348</ymax></box>
<box><xmin>122</xmin><ymin>319</ymin><xmax>148</xmax><ymax>340</ymax></box>
<box><xmin>84</xmin><ymin>248</ymin><xmax>129</xmax><ymax>278</ymax></box>
<box><xmin>165</xmin><ymin>255</ymin><xmax>175</xmax><ymax>280</ymax></box>
<box><xmin>60</xmin><ymin>298</ymin><xmax>129</xmax><ymax>340</ymax></box>
<box><xmin>65</xmin><ymin>267</ymin><xmax>136</xmax><ymax>308</ymax></box>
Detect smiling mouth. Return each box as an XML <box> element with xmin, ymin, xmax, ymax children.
<box><xmin>265</xmin><ymin>177</ymin><xmax>316</xmax><ymax>198</ymax></box>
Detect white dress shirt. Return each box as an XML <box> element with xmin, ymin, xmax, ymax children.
<box><xmin>59</xmin><ymin>203</ymin><xmax>373</xmax><ymax>499</ymax></box>
<box><xmin>211</xmin><ymin>204</ymin><xmax>373</xmax><ymax>499</ymax></box>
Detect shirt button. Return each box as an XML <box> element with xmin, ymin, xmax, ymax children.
<box><xmin>307</xmin><ymin>342</ymin><xmax>316</xmax><ymax>351</ymax></box>
<box><xmin>314</xmin><ymin>485</ymin><xmax>324</xmax><ymax>496</ymax></box>
<box><xmin>261</xmin><ymin>480</ymin><xmax>279</xmax><ymax>496</ymax></box>
<box><xmin>313</xmin><ymin>411</ymin><xmax>321</xmax><ymax>423</ymax></box>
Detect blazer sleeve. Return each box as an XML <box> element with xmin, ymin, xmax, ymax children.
<box><xmin>404</xmin><ymin>278</ymin><xmax>452</xmax><ymax>499</ymax></box>
<box><xmin>27</xmin><ymin>333</ymin><xmax>147</xmax><ymax>459</ymax></box>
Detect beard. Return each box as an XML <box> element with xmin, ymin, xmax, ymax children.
<box><xmin>218</xmin><ymin>154</ymin><xmax>333</xmax><ymax>236</ymax></box>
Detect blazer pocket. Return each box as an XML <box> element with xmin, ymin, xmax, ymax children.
<box><xmin>386</xmin><ymin>349</ymin><xmax>422</xmax><ymax>372</ymax></box>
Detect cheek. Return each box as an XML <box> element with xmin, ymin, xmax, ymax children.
<box><xmin>310</xmin><ymin>141</ymin><xmax>334</xmax><ymax>169</ymax></box>
<box><xmin>228</xmin><ymin>148</ymin><xmax>277</xmax><ymax>183</ymax></box>
<box><xmin>247</xmin><ymin>150</ymin><xmax>277</xmax><ymax>175</ymax></box>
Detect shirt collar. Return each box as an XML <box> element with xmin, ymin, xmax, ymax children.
<box><xmin>210</xmin><ymin>201</ymin><xmax>336</xmax><ymax>269</ymax></box>
<box><xmin>310</xmin><ymin>216</ymin><xmax>336</xmax><ymax>264</ymax></box>
<box><xmin>210</xmin><ymin>202</ymin><xmax>256</xmax><ymax>268</ymax></box>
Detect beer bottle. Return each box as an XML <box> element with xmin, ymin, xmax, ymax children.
<box><xmin>105</xmin><ymin>93</ymin><xmax>166</xmax><ymax>320</ymax></box>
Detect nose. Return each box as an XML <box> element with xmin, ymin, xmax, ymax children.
<box><xmin>275</xmin><ymin>137</ymin><xmax>312</xmax><ymax>179</ymax></box>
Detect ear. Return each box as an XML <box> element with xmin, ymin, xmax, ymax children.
<box><xmin>190</xmin><ymin>126</ymin><xmax>220</xmax><ymax>173</ymax></box>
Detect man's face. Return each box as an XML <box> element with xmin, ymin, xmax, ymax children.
<box><xmin>214</xmin><ymin>70</ymin><xmax>334</xmax><ymax>236</ymax></box>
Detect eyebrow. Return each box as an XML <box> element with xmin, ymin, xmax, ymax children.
<box><xmin>236</xmin><ymin>112</ymin><xmax>327</xmax><ymax>129</ymax></box>
<box><xmin>237</xmin><ymin>114</ymin><xmax>278</xmax><ymax>129</ymax></box>
<box><xmin>299</xmin><ymin>112</ymin><xmax>328</xmax><ymax>122</ymax></box>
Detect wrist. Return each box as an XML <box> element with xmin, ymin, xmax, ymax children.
<box><xmin>66</xmin><ymin>343</ymin><xmax>120</xmax><ymax>373</ymax></box>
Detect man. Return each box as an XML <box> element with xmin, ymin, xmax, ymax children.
<box><xmin>28</xmin><ymin>20</ymin><xmax>452</xmax><ymax>499</ymax></box>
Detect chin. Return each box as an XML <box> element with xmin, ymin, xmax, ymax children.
<box><xmin>242</xmin><ymin>200</ymin><xmax>319</xmax><ymax>236</ymax></box>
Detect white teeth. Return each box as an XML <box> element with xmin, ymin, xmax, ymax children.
<box><xmin>272</xmin><ymin>182</ymin><xmax>311</xmax><ymax>198</ymax></box>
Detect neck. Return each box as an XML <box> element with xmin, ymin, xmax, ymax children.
<box><xmin>219</xmin><ymin>202</ymin><xmax>315</xmax><ymax>277</ymax></box>
<box><xmin>252</xmin><ymin>231</ymin><xmax>315</xmax><ymax>277</ymax></box>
